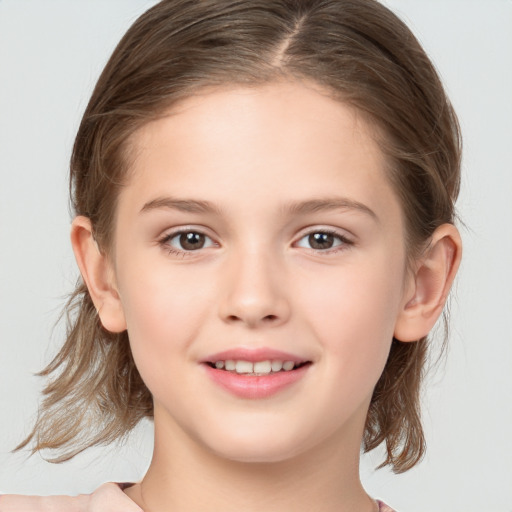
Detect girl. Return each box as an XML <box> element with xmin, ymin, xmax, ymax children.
<box><xmin>1</xmin><ymin>1</ymin><xmax>462</xmax><ymax>510</ymax></box>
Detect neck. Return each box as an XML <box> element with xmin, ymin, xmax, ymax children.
<box><xmin>127</xmin><ymin>412</ymin><xmax>375</xmax><ymax>512</ymax></box>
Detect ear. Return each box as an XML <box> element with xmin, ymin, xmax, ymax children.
<box><xmin>394</xmin><ymin>223</ymin><xmax>462</xmax><ymax>342</ymax></box>
<box><xmin>70</xmin><ymin>216</ymin><xmax>127</xmax><ymax>333</ymax></box>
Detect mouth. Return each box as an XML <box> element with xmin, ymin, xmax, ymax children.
<box><xmin>202</xmin><ymin>349</ymin><xmax>312</xmax><ymax>398</ymax></box>
<box><xmin>205</xmin><ymin>359</ymin><xmax>311</xmax><ymax>375</ymax></box>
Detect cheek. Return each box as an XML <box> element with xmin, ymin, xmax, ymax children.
<box><xmin>297</xmin><ymin>253</ymin><xmax>405</xmax><ymax>372</ymax></box>
<box><xmin>118</xmin><ymin>251</ymin><xmax>210</xmax><ymax>333</ymax></box>
<box><xmin>114</xmin><ymin>261</ymin><xmax>209</xmax><ymax>387</ymax></box>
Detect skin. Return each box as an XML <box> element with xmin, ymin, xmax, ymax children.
<box><xmin>72</xmin><ymin>81</ymin><xmax>461</xmax><ymax>512</ymax></box>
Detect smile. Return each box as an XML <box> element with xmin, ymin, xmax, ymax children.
<box><xmin>203</xmin><ymin>350</ymin><xmax>312</xmax><ymax>398</ymax></box>
<box><xmin>207</xmin><ymin>360</ymin><xmax>306</xmax><ymax>375</ymax></box>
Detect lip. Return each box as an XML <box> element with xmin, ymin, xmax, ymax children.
<box><xmin>201</xmin><ymin>347</ymin><xmax>312</xmax><ymax>399</ymax></box>
<box><xmin>202</xmin><ymin>347</ymin><xmax>308</xmax><ymax>365</ymax></box>
<box><xmin>203</xmin><ymin>363</ymin><xmax>310</xmax><ymax>399</ymax></box>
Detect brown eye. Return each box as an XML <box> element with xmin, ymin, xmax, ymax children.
<box><xmin>295</xmin><ymin>230</ymin><xmax>350</xmax><ymax>252</ymax></box>
<box><xmin>308</xmin><ymin>232</ymin><xmax>335</xmax><ymax>249</ymax></box>
<box><xmin>179</xmin><ymin>232</ymin><xmax>205</xmax><ymax>250</ymax></box>
<box><xmin>164</xmin><ymin>230</ymin><xmax>214</xmax><ymax>252</ymax></box>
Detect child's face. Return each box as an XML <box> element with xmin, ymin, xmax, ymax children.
<box><xmin>110</xmin><ymin>82</ymin><xmax>413</xmax><ymax>462</ymax></box>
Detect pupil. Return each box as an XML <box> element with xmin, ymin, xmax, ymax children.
<box><xmin>309</xmin><ymin>233</ymin><xmax>333</xmax><ymax>249</ymax></box>
<box><xmin>180</xmin><ymin>232</ymin><xmax>204</xmax><ymax>250</ymax></box>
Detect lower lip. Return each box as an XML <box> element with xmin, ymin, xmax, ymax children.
<box><xmin>203</xmin><ymin>364</ymin><xmax>310</xmax><ymax>399</ymax></box>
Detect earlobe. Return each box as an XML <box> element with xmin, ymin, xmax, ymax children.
<box><xmin>394</xmin><ymin>223</ymin><xmax>462</xmax><ymax>342</ymax></box>
<box><xmin>70</xmin><ymin>216</ymin><xmax>127</xmax><ymax>333</ymax></box>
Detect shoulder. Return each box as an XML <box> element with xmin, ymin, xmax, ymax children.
<box><xmin>377</xmin><ymin>499</ymin><xmax>397</xmax><ymax>512</ymax></box>
<box><xmin>0</xmin><ymin>483</ymin><xmax>143</xmax><ymax>512</ymax></box>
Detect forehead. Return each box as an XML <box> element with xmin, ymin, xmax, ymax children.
<box><xmin>122</xmin><ymin>81</ymin><xmax>400</xmax><ymax>224</ymax></box>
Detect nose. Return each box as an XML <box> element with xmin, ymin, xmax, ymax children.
<box><xmin>218</xmin><ymin>248</ymin><xmax>291</xmax><ymax>329</ymax></box>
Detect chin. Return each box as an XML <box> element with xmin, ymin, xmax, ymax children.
<box><xmin>211</xmin><ymin>442</ymin><xmax>303</xmax><ymax>464</ymax></box>
<box><xmin>198</xmin><ymin>423</ymin><xmax>313</xmax><ymax>464</ymax></box>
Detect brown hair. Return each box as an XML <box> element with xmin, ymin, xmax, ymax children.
<box><xmin>19</xmin><ymin>0</ymin><xmax>461</xmax><ymax>473</ymax></box>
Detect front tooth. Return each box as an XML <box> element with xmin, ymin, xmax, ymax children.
<box><xmin>253</xmin><ymin>360</ymin><xmax>272</xmax><ymax>374</ymax></box>
<box><xmin>225</xmin><ymin>360</ymin><xmax>236</xmax><ymax>371</ymax></box>
<box><xmin>271</xmin><ymin>360</ymin><xmax>283</xmax><ymax>372</ymax></box>
<box><xmin>283</xmin><ymin>361</ymin><xmax>295</xmax><ymax>371</ymax></box>
<box><xmin>235</xmin><ymin>360</ymin><xmax>253</xmax><ymax>374</ymax></box>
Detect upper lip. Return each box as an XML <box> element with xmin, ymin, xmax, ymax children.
<box><xmin>202</xmin><ymin>347</ymin><xmax>310</xmax><ymax>364</ymax></box>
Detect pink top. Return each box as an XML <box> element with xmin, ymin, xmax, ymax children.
<box><xmin>0</xmin><ymin>483</ymin><xmax>396</xmax><ymax>511</ymax></box>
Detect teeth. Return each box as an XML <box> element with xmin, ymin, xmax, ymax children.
<box><xmin>253</xmin><ymin>361</ymin><xmax>272</xmax><ymax>374</ymax></box>
<box><xmin>211</xmin><ymin>359</ymin><xmax>300</xmax><ymax>374</ymax></box>
<box><xmin>235</xmin><ymin>361</ymin><xmax>253</xmax><ymax>374</ymax></box>
<box><xmin>271</xmin><ymin>360</ymin><xmax>283</xmax><ymax>372</ymax></box>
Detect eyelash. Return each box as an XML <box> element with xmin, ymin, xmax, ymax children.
<box><xmin>158</xmin><ymin>228</ymin><xmax>353</xmax><ymax>257</ymax></box>
<box><xmin>158</xmin><ymin>229</ymin><xmax>216</xmax><ymax>257</ymax></box>
<box><xmin>294</xmin><ymin>229</ymin><xmax>353</xmax><ymax>255</ymax></box>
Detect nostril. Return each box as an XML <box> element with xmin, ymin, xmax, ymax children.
<box><xmin>226</xmin><ymin>314</ymin><xmax>278</xmax><ymax>323</ymax></box>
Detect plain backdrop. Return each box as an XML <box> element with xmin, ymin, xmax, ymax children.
<box><xmin>0</xmin><ymin>1</ymin><xmax>511</xmax><ymax>511</ymax></box>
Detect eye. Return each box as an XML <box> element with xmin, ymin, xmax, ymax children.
<box><xmin>295</xmin><ymin>230</ymin><xmax>351</xmax><ymax>251</ymax></box>
<box><xmin>161</xmin><ymin>230</ymin><xmax>215</xmax><ymax>253</ymax></box>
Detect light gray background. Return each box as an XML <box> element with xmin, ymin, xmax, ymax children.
<box><xmin>1</xmin><ymin>1</ymin><xmax>511</xmax><ymax>511</ymax></box>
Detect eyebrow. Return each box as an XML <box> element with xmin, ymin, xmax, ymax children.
<box><xmin>283</xmin><ymin>197</ymin><xmax>378</xmax><ymax>222</ymax></box>
<box><xmin>140</xmin><ymin>195</ymin><xmax>377</xmax><ymax>221</ymax></box>
<box><xmin>140</xmin><ymin>197</ymin><xmax>222</xmax><ymax>215</ymax></box>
